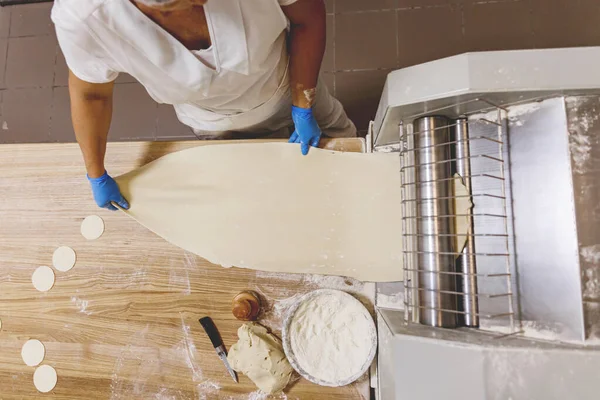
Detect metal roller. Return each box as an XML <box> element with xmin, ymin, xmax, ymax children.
<box><xmin>413</xmin><ymin>116</ymin><xmax>457</xmax><ymax>328</ymax></box>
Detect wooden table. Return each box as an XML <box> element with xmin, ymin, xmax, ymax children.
<box><xmin>0</xmin><ymin>139</ymin><xmax>374</xmax><ymax>399</ymax></box>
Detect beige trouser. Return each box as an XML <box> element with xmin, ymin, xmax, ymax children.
<box><xmin>192</xmin><ymin>77</ymin><xmax>357</xmax><ymax>140</ymax></box>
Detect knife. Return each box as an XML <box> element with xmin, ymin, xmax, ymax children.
<box><xmin>199</xmin><ymin>316</ymin><xmax>238</xmax><ymax>383</ymax></box>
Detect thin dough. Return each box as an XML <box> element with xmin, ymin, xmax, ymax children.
<box><xmin>81</xmin><ymin>215</ymin><xmax>105</xmax><ymax>240</ymax></box>
<box><xmin>116</xmin><ymin>143</ymin><xmax>403</xmax><ymax>282</ymax></box>
<box><xmin>228</xmin><ymin>323</ymin><xmax>293</xmax><ymax>394</ymax></box>
<box><xmin>115</xmin><ymin>143</ymin><xmax>472</xmax><ymax>282</ymax></box>
<box><xmin>33</xmin><ymin>365</ymin><xmax>57</xmax><ymax>393</ymax></box>
<box><xmin>32</xmin><ymin>266</ymin><xmax>55</xmax><ymax>292</ymax></box>
<box><xmin>21</xmin><ymin>339</ymin><xmax>45</xmax><ymax>367</ymax></box>
<box><xmin>52</xmin><ymin>246</ymin><xmax>76</xmax><ymax>272</ymax></box>
<box><xmin>454</xmin><ymin>174</ymin><xmax>474</xmax><ymax>252</ymax></box>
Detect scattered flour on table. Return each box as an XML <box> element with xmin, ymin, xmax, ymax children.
<box><xmin>225</xmin><ymin>390</ymin><xmax>291</xmax><ymax>400</ymax></box>
<box><xmin>256</xmin><ymin>272</ymin><xmax>374</xmax><ymax>331</ymax></box>
<box><xmin>289</xmin><ymin>291</ymin><xmax>375</xmax><ymax>384</ymax></box>
<box><xmin>258</xmin><ymin>293</ymin><xmax>303</xmax><ymax>331</ymax></box>
<box><xmin>110</xmin><ymin>325</ymin><xmax>162</xmax><ymax>400</ymax></box>
<box><xmin>127</xmin><ymin>268</ymin><xmax>149</xmax><ymax>286</ymax></box>
<box><xmin>153</xmin><ymin>387</ymin><xmax>188</xmax><ymax>400</ymax></box>
<box><xmin>70</xmin><ymin>296</ymin><xmax>92</xmax><ymax>315</ymax></box>
<box><xmin>256</xmin><ymin>271</ymin><xmax>373</xmax><ymax>297</ymax></box>
<box><xmin>183</xmin><ymin>251</ymin><xmax>199</xmax><ymax>270</ymax></box>
<box><xmin>169</xmin><ymin>269</ymin><xmax>191</xmax><ymax>296</ymax></box>
<box><xmin>197</xmin><ymin>380</ymin><xmax>221</xmax><ymax>400</ymax></box>
<box><xmin>246</xmin><ymin>391</ymin><xmax>269</xmax><ymax>400</ymax></box>
<box><xmin>177</xmin><ymin>314</ymin><xmax>203</xmax><ymax>382</ymax></box>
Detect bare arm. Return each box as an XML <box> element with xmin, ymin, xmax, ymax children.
<box><xmin>282</xmin><ymin>0</ymin><xmax>326</xmax><ymax>109</ymax></box>
<box><xmin>68</xmin><ymin>70</ymin><xmax>114</xmax><ymax>178</ymax></box>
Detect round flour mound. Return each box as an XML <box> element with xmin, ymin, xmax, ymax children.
<box><xmin>287</xmin><ymin>289</ymin><xmax>376</xmax><ymax>385</ymax></box>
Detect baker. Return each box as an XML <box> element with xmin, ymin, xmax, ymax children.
<box><xmin>51</xmin><ymin>0</ymin><xmax>356</xmax><ymax>211</ymax></box>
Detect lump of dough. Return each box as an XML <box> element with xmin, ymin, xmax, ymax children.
<box><xmin>227</xmin><ymin>323</ymin><xmax>293</xmax><ymax>394</ymax></box>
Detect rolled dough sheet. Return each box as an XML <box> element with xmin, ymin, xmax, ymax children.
<box><xmin>454</xmin><ymin>174</ymin><xmax>474</xmax><ymax>253</ymax></box>
<box><xmin>116</xmin><ymin>143</ymin><xmax>403</xmax><ymax>282</ymax></box>
<box><xmin>114</xmin><ymin>143</ymin><xmax>472</xmax><ymax>282</ymax></box>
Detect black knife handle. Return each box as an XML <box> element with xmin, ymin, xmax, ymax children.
<box><xmin>199</xmin><ymin>317</ymin><xmax>224</xmax><ymax>349</ymax></box>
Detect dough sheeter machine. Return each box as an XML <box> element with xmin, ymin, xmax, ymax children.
<box><xmin>369</xmin><ymin>47</ymin><xmax>600</xmax><ymax>400</ymax></box>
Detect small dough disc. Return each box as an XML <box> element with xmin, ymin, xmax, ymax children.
<box><xmin>80</xmin><ymin>215</ymin><xmax>104</xmax><ymax>240</ymax></box>
<box><xmin>33</xmin><ymin>365</ymin><xmax>57</xmax><ymax>393</ymax></box>
<box><xmin>21</xmin><ymin>339</ymin><xmax>45</xmax><ymax>366</ymax></box>
<box><xmin>32</xmin><ymin>266</ymin><xmax>55</xmax><ymax>292</ymax></box>
<box><xmin>52</xmin><ymin>246</ymin><xmax>76</xmax><ymax>272</ymax></box>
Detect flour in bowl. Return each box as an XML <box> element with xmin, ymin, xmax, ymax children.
<box><xmin>289</xmin><ymin>290</ymin><xmax>375</xmax><ymax>384</ymax></box>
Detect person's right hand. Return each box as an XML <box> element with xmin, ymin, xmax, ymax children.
<box><xmin>87</xmin><ymin>171</ymin><xmax>129</xmax><ymax>211</ymax></box>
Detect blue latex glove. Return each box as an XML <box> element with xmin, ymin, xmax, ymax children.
<box><xmin>87</xmin><ymin>171</ymin><xmax>129</xmax><ymax>211</ymax></box>
<box><xmin>289</xmin><ymin>106</ymin><xmax>322</xmax><ymax>155</ymax></box>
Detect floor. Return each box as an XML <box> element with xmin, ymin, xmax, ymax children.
<box><xmin>0</xmin><ymin>0</ymin><xmax>600</xmax><ymax>144</ymax></box>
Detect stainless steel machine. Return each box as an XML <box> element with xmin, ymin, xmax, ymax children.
<box><xmin>370</xmin><ymin>47</ymin><xmax>600</xmax><ymax>400</ymax></box>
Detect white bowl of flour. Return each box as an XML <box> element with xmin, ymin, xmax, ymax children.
<box><xmin>282</xmin><ymin>289</ymin><xmax>377</xmax><ymax>387</ymax></box>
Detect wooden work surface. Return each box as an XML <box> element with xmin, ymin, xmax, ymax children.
<box><xmin>0</xmin><ymin>138</ymin><xmax>374</xmax><ymax>400</ymax></box>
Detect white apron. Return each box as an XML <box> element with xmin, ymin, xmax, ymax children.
<box><xmin>52</xmin><ymin>0</ymin><xmax>356</xmax><ymax>137</ymax></box>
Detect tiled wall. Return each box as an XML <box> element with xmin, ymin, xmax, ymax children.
<box><xmin>1</xmin><ymin>0</ymin><xmax>600</xmax><ymax>144</ymax></box>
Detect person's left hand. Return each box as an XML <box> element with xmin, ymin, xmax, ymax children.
<box><xmin>289</xmin><ymin>106</ymin><xmax>321</xmax><ymax>155</ymax></box>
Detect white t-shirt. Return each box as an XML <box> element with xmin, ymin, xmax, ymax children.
<box><xmin>52</xmin><ymin>0</ymin><xmax>299</xmax><ymax>132</ymax></box>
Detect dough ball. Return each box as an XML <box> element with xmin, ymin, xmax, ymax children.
<box><xmin>33</xmin><ymin>365</ymin><xmax>57</xmax><ymax>393</ymax></box>
<box><xmin>21</xmin><ymin>339</ymin><xmax>45</xmax><ymax>367</ymax></box>
<box><xmin>80</xmin><ymin>215</ymin><xmax>104</xmax><ymax>240</ymax></box>
<box><xmin>32</xmin><ymin>266</ymin><xmax>55</xmax><ymax>292</ymax></box>
<box><xmin>227</xmin><ymin>323</ymin><xmax>293</xmax><ymax>394</ymax></box>
<box><xmin>52</xmin><ymin>246</ymin><xmax>76</xmax><ymax>272</ymax></box>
